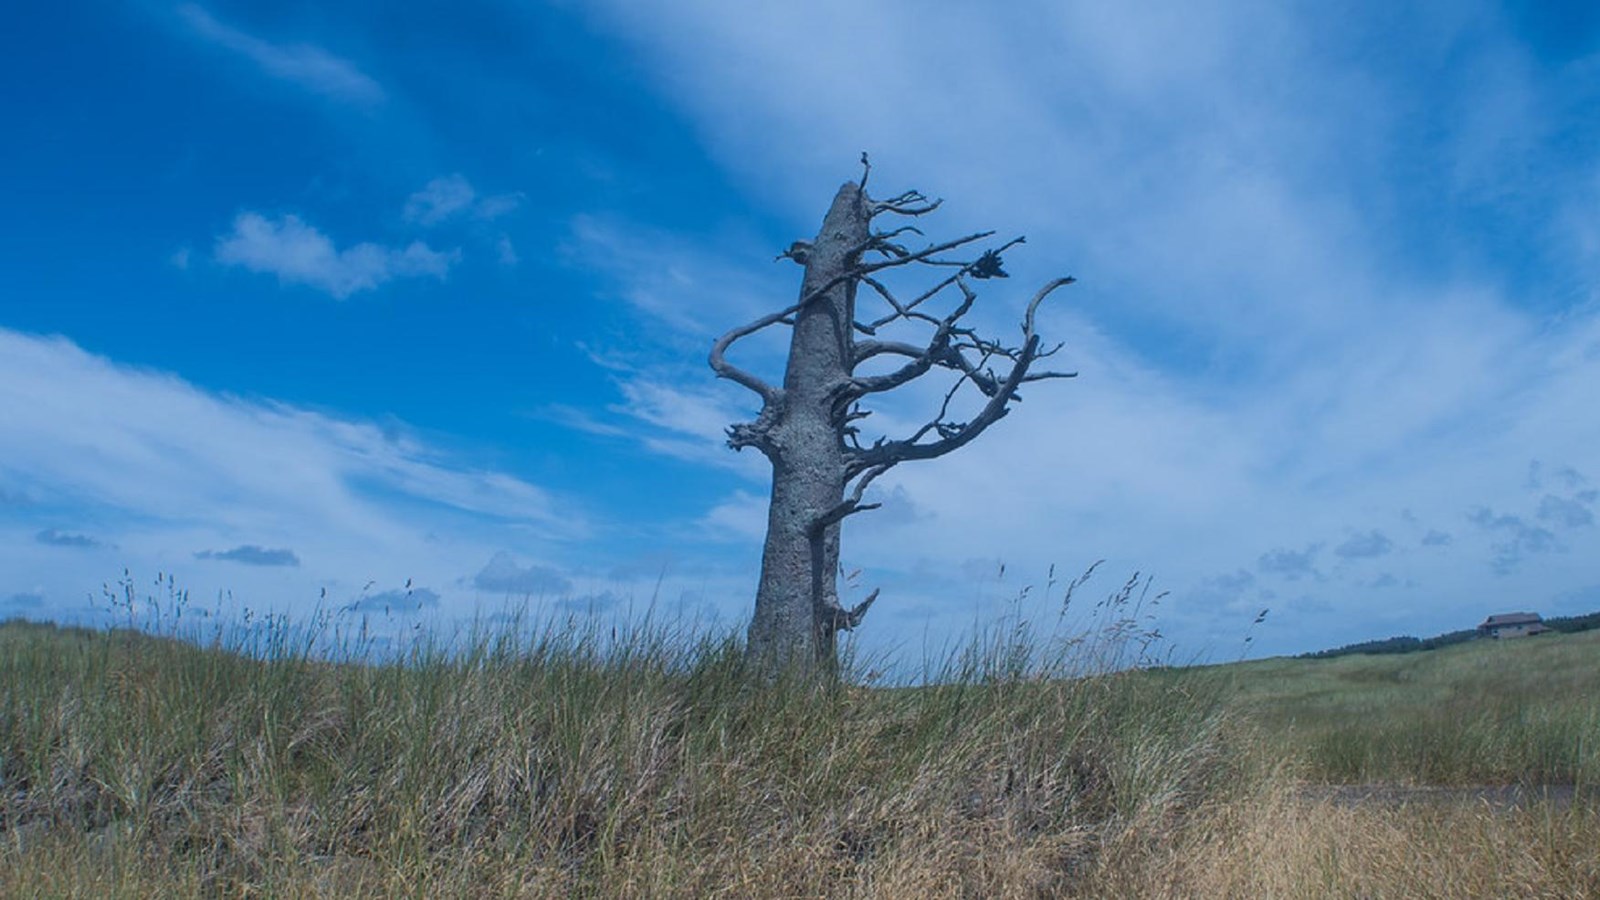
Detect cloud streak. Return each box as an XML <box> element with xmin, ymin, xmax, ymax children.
<box><xmin>179</xmin><ymin>4</ymin><xmax>385</xmax><ymax>106</ymax></box>
<box><xmin>35</xmin><ymin>529</ymin><xmax>107</xmax><ymax>549</ymax></box>
<box><xmin>195</xmin><ymin>545</ymin><xmax>301</xmax><ymax>567</ymax></box>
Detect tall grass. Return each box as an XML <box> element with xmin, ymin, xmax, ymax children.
<box><xmin>1080</xmin><ymin>780</ymin><xmax>1600</xmax><ymax>898</ymax></box>
<box><xmin>5</xmin><ymin>576</ymin><xmax>1597</xmax><ymax>896</ymax></box>
<box><xmin>0</xmin><ymin>584</ymin><xmax>1243</xmax><ymax>898</ymax></box>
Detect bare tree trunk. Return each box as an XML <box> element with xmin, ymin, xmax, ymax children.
<box><xmin>745</xmin><ymin>182</ymin><xmax>868</xmax><ymax>672</ymax></box>
<box><xmin>711</xmin><ymin>160</ymin><xmax>1075</xmax><ymax>677</ymax></box>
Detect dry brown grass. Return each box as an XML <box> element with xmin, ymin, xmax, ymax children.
<box><xmin>10</xmin><ymin>788</ymin><xmax>1594</xmax><ymax>898</ymax></box>
<box><xmin>1081</xmin><ymin>782</ymin><xmax>1600</xmax><ymax>899</ymax></box>
<box><xmin>4</xmin><ymin>616</ymin><xmax>1597</xmax><ymax>897</ymax></box>
<box><xmin>0</xmin><ymin>617</ymin><xmax>1244</xmax><ymax>898</ymax></box>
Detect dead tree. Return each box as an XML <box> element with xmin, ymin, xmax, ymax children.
<box><xmin>710</xmin><ymin>156</ymin><xmax>1075</xmax><ymax>674</ymax></box>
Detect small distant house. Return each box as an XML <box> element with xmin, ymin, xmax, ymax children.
<box><xmin>1477</xmin><ymin>612</ymin><xmax>1551</xmax><ymax>639</ymax></box>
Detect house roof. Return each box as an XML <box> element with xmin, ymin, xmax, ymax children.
<box><xmin>1480</xmin><ymin>612</ymin><xmax>1543</xmax><ymax>627</ymax></box>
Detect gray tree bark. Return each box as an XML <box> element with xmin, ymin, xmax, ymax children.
<box><xmin>711</xmin><ymin>160</ymin><xmax>1075</xmax><ymax>676</ymax></box>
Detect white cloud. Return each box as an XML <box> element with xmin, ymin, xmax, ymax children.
<box><xmin>178</xmin><ymin>4</ymin><xmax>385</xmax><ymax>107</ymax></box>
<box><xmin>404</xmin><ymin>175</ymin><xmax>525</xmax><ymax>226</ymax></box>
<box><xmin>475</xmin><ymin>192</ymin><xmax>525</xmax><ymax>221</ymax></box>
<box><xmin>404</xmin><ymin>175</ymin><xmax>476</xmax><ymax>225</ymax></box>
<box><xmin>567</xmin><ymin>215</ymin><xmax>793</xmax><ymax>341</ymax></box>
<box><xmin>0</xmin><ymin>331</ymin><xmax>574</xmax><ymax>532</ymax></box>
<box><xmin>610</xmin><ymin>380</ymin><xmax>739</xmax><ymax>450</ymax></box>
<box><xmin>579</xmin><ymin>374</ymin><xmax>768</xmax><ymax>480</ymax></box>
<box><xmin>495</xmin><ymin>235</ymin><xmax>519</xmax><ymax>267</ymax></box>
<box><xmin>0</xmin><ymin>328</ymin><xmax>584</xmax><ymax>632</ymax></box>
<box><xmin>472</xmin><ymin>551</ymin><xmax>572</xmax><ymax>597</ymax></box>
<box><xmin>698</xmin><ymin>490</ymin><xmax>767</xmax><ymax>542</ymax></box>
<box><xmin>214</xmin><ymin>212</ymin><xmax>459</xmax><ymax>298</ymax></box>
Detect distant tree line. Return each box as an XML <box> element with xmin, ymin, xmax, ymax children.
<box><xmin>1545</xmin><ymin>611</ymin><xmax>1600</xmax><ymax>633</ymax></box>
<box><xmin>1299</xmin><ymin>609</ymin><xmax>1600</xmax><ymax>660</ymax></box>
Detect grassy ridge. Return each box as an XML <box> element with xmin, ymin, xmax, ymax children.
<box><xmin>0</xmin><ymin>618</ymin><xmax>1244</xmax><ymax>897</ymax></box>
<box><xmin>2</xmin><ymin>616</ymin><xmax>1596</xmax><ymax>896</ymax></box>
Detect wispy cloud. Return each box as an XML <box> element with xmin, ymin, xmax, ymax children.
<box><xmin>195</xmin><ymin>545</ymin><xmax>300</xmax><ymax>567</ymax></box>
<box><xmin>475</xmin><ymin>194</ymin><xmax>524</xmax><ymax>221</ymax></box>
<box><xmin>1537</xmin><ymin>492</ymin><xmax>1596</xmax><ymax>529</ymax></box>
<box><xmin>472</xmin><ymin>551</ymin><xmax>572</xmax><ymax>597</ymax></box>
<box><xmin>567</xmin><ymin>215</ymin><xmax>791</xmax><ymax>341</ymax></box>
<box><xmin>403</xmin><ymin>175</ymin><xmax>524</xmax><ymax>226</ymax></box>
<box><xmin>698</xmin><ymin>490</ymin><xmax>767</xmax><ymax>542</ymax></box>
<box><xmin>495</xmin><ymin>236</ymin><xmax>519</xmax><ymax>267</ymax></box>
<box><xmin>1185</xmin><ymin>569</ymin><xmax>1265</xmax><ymax>615</ymax></box>
<box><xmin>345</xmin><ymin>587</ymin><xmax>441</xmax><ymax>614</ymax></box>
<box><xmin>178</xmin><ymin>4</ymin><xmax>385</xmax><ymax>106</ymax></box>
<box><xmin>1421</xmin><ymin>529</ymin><xmax>1454</xmax><ymax>547</ymax></box>
<box><xmin>1334</xmin><ymin>530</ymin><xmax>1394</xmax><ymax>560</ymax></box>
<box><xmin>0</xmin><ymin>328</ymin><xmax>584</xmax><ymax>629</ymax></box>
<box><xmin>555</xmin><ymin>590</ymin><xmax>624</xmax><ymax>616</ymax></box>
<box><xmin>1258</xmin><ymin>545</ymin><xmax>1323</xmax><ymax>581</ymax></box>
<box><xmin>35</xmin><ymin>529</ymin><xmax>107</xmax><ymax>549</ymax></box>
<box><xmin>1469</xmin><ymin>507</ymin><xmax>1561</xmax><ymax>574</ymax></box>
<box><xmin>404</xmin><ymin>175</ymin><xmax>475</xmax><ymax>225</ymax></box>
<box><xmin>214</xmin><ymin>212</ymin><xmax>459</xmax><ymax>298</ymax></box>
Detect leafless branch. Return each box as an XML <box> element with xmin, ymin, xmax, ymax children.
<box><xmin>859</xmin><ymin>274</ymin><xmax>908</xmax><ymax>323</ymax></box>
<box><xmin>862</xmin><ymin>226</ymin><xmax>925</xmax><ymax>262</ymax></box>
<box><xmin>811</xmin><ymin>463</ymin><xmax>893</xmax><ymax>535</ymax></box>
<box><xmin>847</xmin><ymin>277</ymin><xmax>1077</xmax><ymax>471</ymax></box>
<box><xmin>1024</xmin><ymin>277</ymin><xmax>1074</xmax><ymax>337</ymax></box>
<box><xmin>870</xmin><ymin>190</ymin><xmax>942</xmax><ymax>218</ymax></box>
<box><xmin>858</xmin><ymin>231</ymin><xmax>994</xmax><ymax>275</ymax></box>
<box><xmin>708</xmin><ymin>302</ymin><xmax>800</xmax><ymax>401</ymax></box>
<box><xmin>863</xmin><ymin>236</ymin><xmax>1026</xmax><ymax>329</ymax></box>
<box><xmin>874</xmin><ymin>225</ymin><xmax>924</xmax><ymax>244</ymax></box>
<box><xmin>792</xmin><ymin>230</ymin><xmax>1001</xmax><ymax>321</ymax></box>
<box><xmin>841</xmin><ymin>403</ymin><xmax>872</xmax><ymax>450</ymax></box>
<box><xmin>845</xmin><ymin>279</ymin><xmax>980</xmax><ymax>398</ymax></box>
<box><xmin>831</xmin><ymin>588</ymin><xmax>880</xmax><ymax>632</ymax></box>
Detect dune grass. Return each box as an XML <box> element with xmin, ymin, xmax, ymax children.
<box><xmin>1081</xmin><ymin>780</ymin><xmax>1600</xmax><ymax>898</ymax></box>
<box><xmin>2</xmin><ymin>602</ymin><xmax>1596</xmax><ymax>897</ymax></box>
<box><xmin>0</xmin><ymin>610</ymin><xmax>1246</xmax><ymax>897</ymax></box>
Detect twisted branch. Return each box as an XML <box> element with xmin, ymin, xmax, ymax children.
<box><xmin>848</xmin><ymin>277</ymin><xmax>1076</xmax><ymax>473</ymax></box>
<box><xmin>708</xmin><ymin>301</ymin><xmax>800</xmax><ymax>401</ymax></box>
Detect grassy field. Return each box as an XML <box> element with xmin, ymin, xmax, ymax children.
<box><xmin>1209</xmin><ymin>627</ymin><xmax>1600</xmax><ymax>786</ymax></box>
<box><xmin>1</xmin><ymin>615</ymin><xmax>1596</xmax><ymax>897</ymax></box>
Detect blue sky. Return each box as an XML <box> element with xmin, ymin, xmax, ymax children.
<box><xmin>3</xmin><ymin>1</ymin><xmax>1598</xmax><ymax>662</ymax></box>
